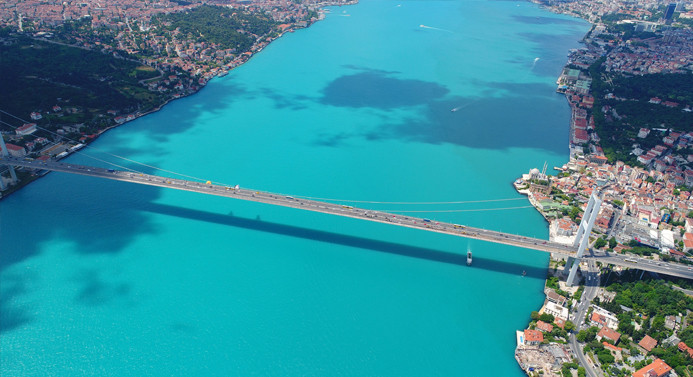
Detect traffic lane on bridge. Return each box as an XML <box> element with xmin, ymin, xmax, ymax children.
<box><xmin>5</xmin><ymin>158</ymin><xmax>576</xmax><ymax>254</ymax></box>
<box><xmin>587</xmin><ymin>253</ymin><xmax>693</xmax><ymax>279</ymax></box>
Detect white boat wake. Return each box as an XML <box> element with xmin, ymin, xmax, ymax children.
<box><xmin>419</xmin><ymin>24</ymin><xmax>453</xmax><ymax>33</ymax></box>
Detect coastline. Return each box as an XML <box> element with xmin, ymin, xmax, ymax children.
<box><xmin>0</xmin><ymin>0</ymin><xmax>358</xmax><ymax>200</ymax></box>
<box><xmin>0</xmin><ymin>1</ymin><xmax>601</xmax><ymax>375</ymax></box>
<box><xmin>513</xmin><ymin>3</ymin><xmax>596</xmax><ymax>376</ymax></box>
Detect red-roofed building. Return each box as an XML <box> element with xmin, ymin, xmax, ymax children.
<box><xmin>679</xmin><ymin>342</ymin><xmax>693</xmax><ymax>358</ymax></box>
<box><xmin>639</xmin><ymin>335</ymin><xmax>658</xmax><ymax>353</ymax></box>
<box><xmin>603</xmin><ymin>342</ymin><xmax>623</xmax><ymax>361</ymax></box>
<box><xmin>684</xmin><ymin>233</ymin><xmax>693</xmax><ymax>253</ymax></box>
<box><xmin>591</xmin><ymin>312</ymin><xmax>607</xmax><ymax>327</ymax></box>
<box><xmin>596</xmin><ymin>327</ymin><xmax>620</xmax><ymax>344</ymax></box>
<box><xmin>524</xmin><ymin>329</ymin><xmax>543</xmax><ymax>346</ymax></box>
<box><xmin>16</xmin><ymin>123</ymin><xmax>37</xmax><ymax>136</ymax></box>
<box><xmin>554</xmin><ymin>317</ymin><xmax>566</xmax><ymax>329</ymax></box>
<box><xmin>4</xmin><ymin>143</ymin><xmax>26</xmax><ymax>158</ymax></box>
<box><xmin>536</xmin><ymin>320</ymin><xmax>554</xmax><ymax>333</ymax></box>
<box><xmin>574</xmin><ymin>129</ymin><xmax>589</xmax><ymax>144</ymax></box>
<box><xmin>603</xmin><ymin>342</ymin><xmax>621</xmax><ymax>352</ymax></box>
<box><xmin>632</xmin><ymin>358</ymin><xmax>672</xmax><ymax>377</ymax></box>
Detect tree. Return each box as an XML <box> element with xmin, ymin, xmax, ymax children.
<box><xmin>531</xmin><ymin>311</ymin><xmax>540</xmax><ymax>321</ymax></box>
<box><xmin>609</xmin><ymin>237</ymin><xmax>618</xmax><ymax>249</ymax></box>
<box><xmin>539</xmin><ymin>313</ymin><xmax>555</xmax><ymax>323</ymax></box>
<box><xmin>595</xmin><ymin>238</ymin><xmax>608</xmax><ymax>249</ymax></box>
<box><xmin>565</xmin><ymin>321</ymin><xmax>576</xmax><ymax>332</ymax></box>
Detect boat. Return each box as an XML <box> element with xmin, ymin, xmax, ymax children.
<box><xmin>522</xmin><ymin>270</ymin><xmax>527</xmax><ymax>276</ymax></box>
<box><xmin>466</xmin><ymin>251</ymin><xmax>472</xmax><ymax>266</ymax></box>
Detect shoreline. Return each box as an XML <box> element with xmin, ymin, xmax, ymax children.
<box><xmin>0</xmin><ymin>0</ymin><xmax>358</xmax><ymax>200</ymax></box>
<box><xmin>513</xmin><ymin>3</ymin><xmax>598</xmax><ymax>376</ymax></box>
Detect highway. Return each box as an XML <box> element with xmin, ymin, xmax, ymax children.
<box><xmin>590</xmin><ymin>251</ymin><xmax>693</xmax><ymax>279</ymax></box>
<box><xmin>570</xmin><ymin>259</ymin><xmax>602</xmax><ymax>377</ymax></box>
<box><xmin>2</xmin><ymin>156</ymin><xmax>579</xmax><ymax>256</ymax></box>
<box><xmin>5</xmin><ymin>155</ymin><xmax>693</xmax><ymax>280</ymax></box>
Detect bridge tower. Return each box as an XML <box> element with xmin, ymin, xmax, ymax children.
<box><xmin>0</xmin><ymin>135</ymin><xmax>18</xmax><ymax>190</ymax></box>
<box><xmin>564</xmin><ymin>192</ymin><xmax>602</xmax><ymax>286</ymax></box>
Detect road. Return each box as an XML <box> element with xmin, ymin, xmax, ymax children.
<box><xmin>569</xmin><ymin>258</ymin><xmax>601</xmax><ymax>377</ymax></box>
<box><xmin>591</xmin><ymin>251</ymin><xmax>693</xmax><ymax>279</ymax></box>
<box><xmin>1</xmin><ymin>156</ymin><xmax>580</xmax><ymax>255</ymax></box>
<box><xmin>5</xmin><ymin>155</ymin><xmax>693</xmax><ymax>280</ymax></box>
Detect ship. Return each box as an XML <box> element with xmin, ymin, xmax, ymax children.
<box><xmin>467</xmin><ymin>251</ymin><xmax>472</xmax><ymax>266</ymax></box>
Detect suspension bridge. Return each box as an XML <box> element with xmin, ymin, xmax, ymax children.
<box><xmin>2</xmin><ymin>111</ymin><xmax>693</xmax><ymax>283</ymax></box>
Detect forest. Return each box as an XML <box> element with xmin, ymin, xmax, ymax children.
<box><xmin>0</xmin><ymin>33</ymin><xmax>161</xmax><ymax>133</ymax></box>
<box><xmin>153</xmin><ymin>5</ymin><xmax>279</xmax><ymax>52</ymax></box>
<box><xmin>589</xmin><ymin>59</ymin><xmax>693</xmax><ymax>164</ymax></box>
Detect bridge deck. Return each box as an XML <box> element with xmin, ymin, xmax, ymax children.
<box><xmin>7</xmin><ymin>157</ymin><xmax>693</xmax><ymax>279</ymax></box>
<box><xmin>2</xmin><ymin>156</ymin><xmax>577</xmax><ymax>256</ymax></box>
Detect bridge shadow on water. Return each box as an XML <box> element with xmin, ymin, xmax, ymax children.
<box><xmin>143</xmin><ymin>202</ymin><xmax>548</xmax><ymax>280</ymax></box>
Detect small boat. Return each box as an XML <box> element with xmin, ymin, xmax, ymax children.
<box><xmin>466</xmin><ymin>251</ymin><xmax>472</xmax><ymax>266</ymax></box>
<box><xmin>522</xmin><ymin>270</ymin><xmax>527</xmax><ymax>276</ymax></box>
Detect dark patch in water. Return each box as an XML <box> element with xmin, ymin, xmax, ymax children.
<box><xmin>0</xmin><ymin>276</ymin><xmax>32</xmax><ymax>333</ymax></box>
<box><xmin>321</xmin><ymin>72</ymin><xmax>449</xmax><ymax>109</ymax></box>
<box><xmin>74</xmin><ymin>269</ymin><xmax>131</xmax><ymax>306</ymax></box>
<box><xmin>140</xmin><ymin>202</ymin><xmax>549</xmax><ymax>280</ymax></box>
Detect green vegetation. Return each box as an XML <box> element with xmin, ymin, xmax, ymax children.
<box><xmin>577</xmin><ymin>326</ymin><xmax>600</xmax><ymax>342</ymax></box>
<box><xmin>609</xmin><ymin>237</ymin><xmax>618</xmax><ymax>249</ymax></box>
<box><xmin>623</xmin><ymin>245</ymin><xmax>655</xmax><ymax>256</ymax></box>
<box><xmin>594</xmin><ymin>237</ymin><xmax>608</xmax><ymax>249</ymax></box>
<box><xmin>0</xmin><ymin>35</ymin><xmax>162</xmax><ymax>134</ymax></box>
<box><xmin>605</xmin><ymin>279</ymin><xmax>693</xmax><ymax>318</ymax></box>
<box><xmin>153</xmin><ymin>5</ymin><xmax>278</xmax><ymax>52</ymax></box>
<box><xmin>589</xmin><ymin>56</ymin><xmax>693</xmax><ymax>162</ymax></box>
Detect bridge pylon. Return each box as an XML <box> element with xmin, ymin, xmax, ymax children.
<box><xmin>0</xmin><ymin>135</ymin><xmax>18</xmax><ymax>190</ymax></box>
<box><xmin>563</xmin><ymin>192</ymin><xmax>602</xmax><ymax>287</ymax></box>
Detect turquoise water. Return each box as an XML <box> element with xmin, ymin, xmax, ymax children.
<box><xmin>0</xmin><ymin>1</ymin><xmax>588</xmax><ymax>375</ymax></box>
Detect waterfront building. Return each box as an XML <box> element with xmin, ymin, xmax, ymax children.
<box><xmin>535</xmin><ymin>320</ymin><xmax>554</xmax><ymax>333</ymax></box>
<box><xmin>523</xmin><ymin>329</ymin><xmax>543</xmax><ymax>346</ymax></box>
<box><xmin>543</xmin><ymin>302</ymin><xmax>569</xmax><ymax>320</ymax></box>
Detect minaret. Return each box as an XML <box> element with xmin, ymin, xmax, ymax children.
<box><xmin>0</xmin><ymin>135</ymin><xmax>18</xmax><ymax>190</ymax></box>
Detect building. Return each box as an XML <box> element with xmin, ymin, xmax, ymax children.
<box><xmin>602</xmin><ymin>342</ymin><xmax>623</xmax><ymax>361</ymax></box>
<box><xmin>543</xmin><ymin>301</ymin><xmax>569</xmax><ymax>320</ymax></box>
<box><xmin>684</xmin><ymin>233</ymin><xmax>693</xmax><ymax>253</ymax></box>
<box><xmin>16</xmin><ymin>123</ymin><xmax>37</xmax><ymax>136</ymax></box>
<box><xmin>664</xmin><ymin>3</ymin><xmax>676</xmax><ymax>21</ymax></box>
<box><xmin>524</xmin><ymin>329</ymin><xmax>543</xmax><ymax>346</ymax></box>
<box><xmin>632</xmin><ymin>358</ymin><xmax>672</xmax><ymax>377</ymax></box>
<box><xmin>639</xmin><ymin>335</ymin><xmax>658</xmax><ymax>353</ymax></box>
<box><xmin>536</xmin><ymin>320</ymin><xmax>554</xmax><ymax>333</ymax></box>
<box><xmin>546</xmin><ymin>290</ymin><xmax>568</xmax><ymax>307</ymax></box>
<box><xmin>664</xmin><ymin>315</ymin><xmax>678</xmax><ymax>330</ymax></box>
<box><xmin>596</xmin><ymin>326</ymin><xmax>621</xmax><ymax>344</ymax></box>
<box><xmin>551</xmin><ymin>217</ymin><xmax>577</xmax><ymax>237</ymax></box>
<box><xmin>4</xmin><ymin>143</ymin><xmax>26</xmax><ymax>158</ymax></box>
<box><xmin>590</xmin><ymin>306</ymin><xmax>619</xmax><ymax>330</ymax></box>
<box><xmin>679</xmin><ymin>341</ymin><xmax>693</xmax><ymax>358</ymax></box>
